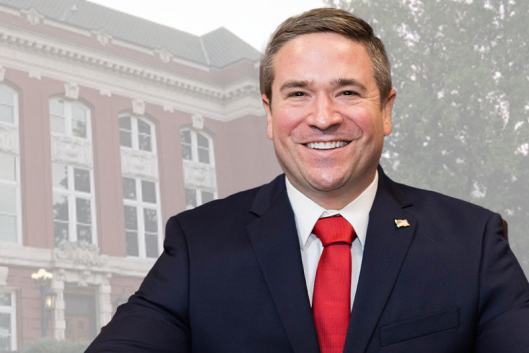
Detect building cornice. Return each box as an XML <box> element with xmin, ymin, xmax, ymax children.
<box><xmin>0</xmin><ymin>242</ymin><xmax>155</xmax><ymax>278</ymax></box>
<box><xmin>0</xmin><ymin>22</ymin><xmax>263</xmax><ymax>121</ymax></box>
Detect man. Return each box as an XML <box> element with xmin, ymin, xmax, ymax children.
<box><xmin>86</xmin><ymin>8</ymin><xmax>529</xmax><ymax>353</ymax></box>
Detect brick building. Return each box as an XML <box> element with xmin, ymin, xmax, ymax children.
<box><xmin>0</xmin><ymin>0</ymin><xmax>280</xmax><ymax>349</ymax></box>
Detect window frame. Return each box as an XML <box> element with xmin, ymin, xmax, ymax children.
<box><xmin>0</xmin><ymin>84</ymin><xmax>21</xmax><ymax>245</ymax></box>
<box><xmin>0</xmin><ymin>152</ymin><xmax>22</xmax><ymax>245</ymax></box>
<box><xmin>49</xmin><ymin>98</ymin><xmax>92</xmax><ymax>140</ymax></box>
<box><xmin>180</xmin><ymin>129</ymin><xmax>215</xmax><ymax>166</ymax></box>
<box><xmin>0</xmin><ymin>84</ymin><xmax>18</xmax><ymax>126</ymax></box>
<box><xmin>0</xmin><ymin>290</ymin><xmax>18</xmax><ymax>352</ymax></box>
<box><xmin>118</xmin><ymin>115</ymin><xmax>157</xmax><ymax>154</ymax></box>
<box><xmin>122</xmin><ymin>177</ymin><xmax>163</xmax><ymax>259</ymax></box>
<box><xmin>184</xmin><ymin>187</ymin><xmax>217</xmax><ymax>210</ymax></box>
<box><xmin>52</xmin><ymin>163</ymin><xmax>97</xmax><ymax>245</ymax></box>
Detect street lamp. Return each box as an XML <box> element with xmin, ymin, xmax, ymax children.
<box><xmin>31</xmin><ymin>268</ymin><xmax>56</xmax><ymax>337</ymax></box>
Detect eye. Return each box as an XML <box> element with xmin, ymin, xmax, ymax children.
<box><xmin>288</xmin><ymin>91</ymin><xmax>306</xmax><ymax>97</ymax></box>
<box><xmin>340</xmin><ymin>90</ymin><xmax>358</xmax><ymax>96</ymax></box>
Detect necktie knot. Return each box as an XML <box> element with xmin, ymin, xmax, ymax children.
<box><xmin>312</xmin><ymin>215</ymin><xmax>355</xmax><ymax>247</ymax></box>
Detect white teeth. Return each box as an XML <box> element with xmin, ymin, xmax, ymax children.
<box><xmin>306</xmin><ymin>141</ymin><xmax>348</xmax><ymax>150</ymax></box>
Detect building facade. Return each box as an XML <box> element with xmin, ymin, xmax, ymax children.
<box><xmin>0</xmin><ymin>0</ymin><xmax>280</xmax><ymax>350</ymax></box>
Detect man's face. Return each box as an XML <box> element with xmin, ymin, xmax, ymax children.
<box><xmin>263</xmin><ymin>32</ymin><xmax>396</xmax><ymax>209</ymax></box>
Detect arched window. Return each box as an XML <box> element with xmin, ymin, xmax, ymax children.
<box><xmin>119</xmin><ymin>114</ymin><xmax>161</xmax><ymax>258</ymax></box>
<box><xmin>50</xmin><ymin>98</ymin><xmax>96</xmax><ymax>245</ymax></box>
<box><xmin>0</xmin><ymin>84</ymin><xmax>16</xmax><ymax>124</ymax></box>
<box><xmin>180</xmin><ymin>128</ymin><xmax>217</xmax><ymax>209</ymax></box>
<box><xmin>50</xmin><ymin>98</ymin><xmax>90</xmax><ymax>139</ymax></box>
<box><xmin>119</xmin><ymin>115</ymin><xmax>155</xmax><ymax>152</ymax></box>
<box><xmin>180</xmin><ymin>129</ymin><xmax>214</xmax><ymax>165</ymax></box>
<box><xmin>0</xmin><ymin>84</ymin><xmax>20</xmax><ymax>244</ymax></box>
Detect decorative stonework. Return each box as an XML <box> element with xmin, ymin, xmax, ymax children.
<box><xmin>51</xmin><ymin>269</ymin><xmax>113</xmax><ymax>340</ymax></box>
<box><xmin>0</xmin><ymin>24</ymin><xmax>263</xmax><ymax>121</ymax></box>
<box><xmin>0</xmin><ymin>123</ymin><xmax>19</xmax><ymax>154</ymax></box>
<box><xmin>99</xmin><ymin>87</ymin><xmax>112</xmax><ymax>97</ymax></box>
<box><xmin>0</xmin><ymin>66</ymin><xmax>5</xmax><ymax>81</ymax></box>
<box><xmin>64</xmin><ymin>82</ymin><xmax>79</xmax><ymax>99</ymax></box>
<box><xmin>92</xmin><ymin>30</ymin><xmax>113</xmax><ymax>46</ymax></box>
<box><xmin>132</xmin><ymin>99</ymin><xmax>145</xmax><ymax>115</ymax></box>
<box><xmin>155</xmin><ymin>48</ymin><xmax>173</xmax><ymax>64</ymax></box>
<box><xmin>21</xmin><ymin>8</ymin><xmax>43</xmax><ymax>26</ymax></box>
<box><xmin>53</xmin><ymin>241</ymin><xmax>106</xmax><ymax>267</ymax></box>
<box><xmin>163</xmin><ymin>103</ymin><xmax>174</xmax><ymax>112</ymax></box>
<box><xmin>28</xmin><ymin>69</ymin><xmax>41</xmax><ymax>80</ymax></box>
<box><xmin>183</xmin><ymin>160</ymin><xmax>217</xmax><ymax>191</ymax></box>
<box><xmin>121</xmin><ymin>148</ymin><xmax>158</xmax><ymax>180</ymax></box>
<box><xmin>51</xmin><ymin>134</ymin><xmax>93</xmax><ymax>167</ymax></box>
<box><xmin>0</xmin><ymin>266</ymin><xmax>8</xmax><ymax>285</ymax></box>
<box><xmin>192</xmin><ymin>114</ymin><xmax>204</xmax><ymax>130</ymax></box>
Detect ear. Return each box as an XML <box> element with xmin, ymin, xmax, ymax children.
<box><xmin>262</xmin><ymin>94</ymin><xmax>274</xmax><ymax>140</ymax></box>
<box><xmin>382</xmin><ymin>89</ymin><xmax>396</xmax><ymax>136</ymax></box>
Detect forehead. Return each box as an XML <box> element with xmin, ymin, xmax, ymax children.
<box><xmin>272</xmin><ymin>32</ymin><xmax>375</xmax><ymax>87</ymax></box>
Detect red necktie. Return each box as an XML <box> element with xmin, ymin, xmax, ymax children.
<box><xmin>312</xmin><ymin>216</ymin><xmax>356</xmax><ymax>353</ymax></box>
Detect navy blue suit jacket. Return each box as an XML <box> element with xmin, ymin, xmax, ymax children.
<box><xmin>87</xmin><ymin>168</ymin><xmax>529</xmax><ymax>352</ymax></box>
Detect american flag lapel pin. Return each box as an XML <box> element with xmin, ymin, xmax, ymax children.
<box><xmin>395</xmin><ymin>219</ymin><xmax>410</xmax><ymax>228</ymax></box>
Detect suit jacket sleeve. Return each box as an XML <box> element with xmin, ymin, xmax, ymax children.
<box><xmin>85</xmin><ymin>216</ymin><xmax>191</xmax><ymax>353</ymax></box>
<box><xmin>475</xmin><ymin>213</ymin><xmax>529</xmax><ymax>352</ymax></box>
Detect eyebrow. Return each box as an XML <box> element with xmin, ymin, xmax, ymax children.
<box><xmin>279</xmin><ymin>80</ymin><xmax>313</xmax><ymax>93</ymax></box>
<box><xmin>330</xmin><ymin>78</ymin><xmax>367</xmax><ymax>91</ymax></box>
<box><xmin>279</xmin><ymin>78</ymin><xmax>367</xmax><ymax>93</ymax></box>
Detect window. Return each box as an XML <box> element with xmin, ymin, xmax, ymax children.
<box><xmin>52</xmin><ymin>163</ymin><xmax>95</xmax><ymax>245</ymax></box>
<box><xmin>180</xmin><ymin>128</ymin><xmax>217</xmax><ymax>209</ymax></box>
<box><xmin>122</xmin><ymin>177</ymin><xmax>161</xmax><ymax>258</ymax></box>
<box><xmin>185</xmin><ymin>187</ymin><xmax>215</xmax><ymax>209</ymax></box>
<box><xmin>119</xmin><ymin>116</ymin><xmax>155</xmax><ymax>152</ymax></box>
<box><xmin>0</xmin><ymin>291</ymin><xmax>17</xmax><ymax>352</ymax></box>
<box><xmin>0</xmin><ymin>153</ymin><xmax>19</xmax><ymax>243</ymax></box>
<box><xmin>50</xmin><ymin>98</ymin><xmax>90</xmax><ymax>139</ymax></box>
<box><xmin>0</xmin><ymin>84</ymin><xmax>20</xmax><ymax>244</ymax></box>
<box><xmin>0</xmin><ymin>85</ymin><xmax>16</xmax><ymax>124</ymax></box>
<box><xmin>180</xmin><ymin>129</ymin><xmax>213</xmax><ymax>165</ymax></box>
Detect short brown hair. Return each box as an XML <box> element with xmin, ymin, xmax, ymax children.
<box><xmin>260</xmin><ymin>8</ymin><xmax>392</xmax><ymax>106</ymax></box>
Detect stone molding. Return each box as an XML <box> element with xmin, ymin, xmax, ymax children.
<box><xmin>64</xmin><ymin>82</ymin><xmax>79</xmax><ymax>100</ymax></box>
<box><xmin>192</xmin><ymin>114</ymin><xmax>204</xmax><ymax>130</ymax></box>
<box><xmin>0</xmin><ymin>123</ymin><xmax>19</xmax><ymax>154</ymax></box>
<box><xmin>21</xmin><ymin>8</ymin><xmax>43</xmax><ymax>26</ymax></box>
<box><xmin>120</xmin><ymin>148</ymin><xmax>159</xmax><ymax>180</ymax></box>
<box><xmin>183</xmin><ymin>160</ymin><xmax>217</xmax><ymax>191</ymax></box>
<box><xmin>155</xmin><ymin>48</ymin><xmax>173</xmax><ymax>64</ymax></box>
<box><xmin>53</xmin><ymin>241</ymin><xmax>107</xmax><ymax>268</ymax></box>
<box><xmin>92</xmin><ymin>30</ymin><xmax>113</xmax><ymax>46</ymax></box>
<box><xmin>0</xmin><ymin>243</ymin><xmax>154</xmax><ymax>277</ymax></box>
<box><xmin>0</xmin><ymin>23</ymin><xmax>263</xmax><ymax>121</ymax></box>
<box><xmin>50</xmin><ymin>134</ymin><xmax>93</xmax><ymax>167</ymax></box>
<box><xmin>132</xmin><ymin>99</ymin><xmax>146</xmax><ymax>115</ymax></box>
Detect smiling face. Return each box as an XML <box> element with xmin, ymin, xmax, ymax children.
<box><xmin>263</xmin><ymin>32</ymin><xmax>396</xmax><ymax>209</ymax></box>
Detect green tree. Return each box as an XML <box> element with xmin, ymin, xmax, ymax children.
<box><xmin>325</xmin><ymin>0</ymin><xmax>529</xmax><ymax>274</ymax></box>
<box><xmin>20</xmin><ymin>338</ymin><xmax>89</xmax><ymax>353</ymax></box>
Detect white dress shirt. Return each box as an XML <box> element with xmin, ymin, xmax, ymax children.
<box><xmin>285</xmin><ymin>171</ymin><xmax>379</xmax><ymax>309</ymax></box>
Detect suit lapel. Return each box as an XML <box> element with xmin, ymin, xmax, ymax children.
<box><xmin>246</xmin><ymin>177</ymin><xmax>320</xmax><ymax>353</ymax></box>
<box><xmin>344</xmin><ymin>171</ymin><xmax>418</xmax><ymax>353</ymax></box>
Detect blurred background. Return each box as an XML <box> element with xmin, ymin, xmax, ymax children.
<box><xmin>0</xmin><ymin>0</ymin><xmax>526</xmax><ymax>351</ymax></box>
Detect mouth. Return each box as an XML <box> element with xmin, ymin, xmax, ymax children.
<box><xmin>305</xmin><ymin>141</ymin><xmax>349</xmax><ymax>150</ymax></box>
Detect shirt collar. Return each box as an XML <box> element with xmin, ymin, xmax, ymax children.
<box><xmin>285</xmin><ymin>171</ymin><xmax>379</xmax><ymax>250</ymax></box>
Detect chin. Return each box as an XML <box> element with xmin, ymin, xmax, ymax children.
<box><xmin>307</xmin><ymin>175</ymin><xmax>348</xmax><ymax>193</ymax></box>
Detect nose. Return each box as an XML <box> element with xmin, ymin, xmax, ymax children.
<box><xmin>307</xmin><ymin>94</ymin><xmax>343</xmax><ymax>130</ymax></box>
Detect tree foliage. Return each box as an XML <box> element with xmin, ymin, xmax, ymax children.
<box><xmin>19</xmin><ymin>338</ymin><xmax>89</xmax><ymax>353</ymax></box>
<box><xmin>325</xmin><ymin>0</ymin><xmax>529</xmax><ymax>273</ymax></box>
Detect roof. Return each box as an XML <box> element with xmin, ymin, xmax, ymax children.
<box><xmin>0</xmin><ymin>0</ymin><xmax>261</xmax><ymax>68</ymax></box>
